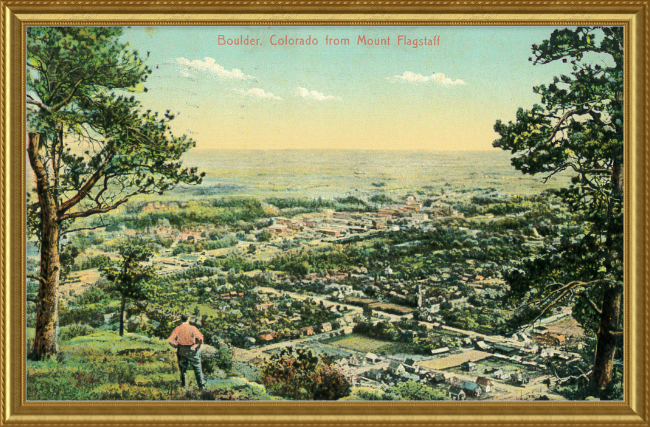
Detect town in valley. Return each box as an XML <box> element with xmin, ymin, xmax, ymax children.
<box><xmin>27</xmin><ymin>167</ymin><xmax>601</xmax><ymax>401</ymax></box>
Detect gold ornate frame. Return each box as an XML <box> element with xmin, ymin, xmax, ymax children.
<box><xmin>1</xmin><ymin>1</ymin><xmax>648</xmax><ymax>426</ymax></box>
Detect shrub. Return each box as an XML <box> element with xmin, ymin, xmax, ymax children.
<box><xmin>59</xmin><ymin>304</ymin><xmax>107</xmax><ymax>328</ymax></box>
<box><xmin>261</xmin><ymin>348</ymin><xmax>350</xmax><ymax>400</ymax></box>
<box><xmin>92</xmin><ymin>383</ymin><xmax>174</xmax><ymax>400</ymax></box>
<box><xmin>354</xmin><ymin>389</ymin><xmax>402</xmax><ymax>401</ymax></box>
<box><xmin>59</xmin><ymin>324</ymin><xmax>95</xmax><ymax>341</ymax></box>
<box><xmin>126</xmin><ymin>316</ymin><xmax>156</xmax><ymax>336</ymax></box>
<box><xmin>27</xmin><ymin>370</ymin><xmax>97</xmax><ymax>400</ymax></box>
<box><xmin>107</xmin><ymin>361</ymin><xmax>137</xmax><ymax>385</ymax></box>
<box><xmin>202</xmin><ymin>343</ymin><xmax>233</xmax><ymax>374</ymax></box>
<box><xmin>389</xmin><ymin>380</ymin><xmax>447</xmax><ymax>401</ymax></box>
<box><xmin>78</xmin><ymin>254</ymin><xmax>112</xmax><ymax>271</ymax></box>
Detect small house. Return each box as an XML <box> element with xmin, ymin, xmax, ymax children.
<box><xmin>461</xmin><ymin>361</ymin><xmax>478</xmax><ymax>372</ymax></box>
<box><xmin>348</xmin><ymin>356</ymin><xmax>360</xmax><ymax>367</ymax></box>
<box><xmin>365</xmin><ymin>369</ymin><xmax>382</xmax><ymax>381</ymax></box>
<box><xmin>511</xmin><ymin>372</ymin><xmax>530</xmax><ymax>385</ymax></box>
<box><xmin>493</xmin><ymin>370</ymin><xmax>511</xmax><ymax>380</ymax></box>
<box><xmin>428</xmin><ymin>373</ymin><xmax>446</xmax><ymax>385</ymax></box>
<box><xmin>258</xmin><ymin>333</ymin><xmax>274</xmax><ymax>342</ymax></box>
<box><xmin>365</xmin><ymin>353</ymin><xmax>381</xmax><ymax>364</ymax></box>
<box><xmin>371</xmin><ymin>219</ymin><xmax>385</xmax><ymax>229</ymax></box>
<box><xmin>300</xmin><ymin>326</ymin><xmax>315</xmax><ymax>336</ymax></box>
<box><xmin>430</xmin><ymin>347</ymin><xmax>450</xmax><ymax>355</ymax></box>
<box><xmin>447</xmin><ymin>376</ymin><xmax>462</xmax><ymax>387</ymax></box>
<box><xmin>449</xmin><ymin>386</ymin><xmax>466</xmax><ymax>401</ymax></box>
<box><xmin>476</xmin><ymin>377</ymin><xmax>493</xmax><ymax>393</ymax></box>
<box><xmin>476</xmin><ymin>341</ymin><xmax>492</xmax><ymax>351</ymax></box>
<box><xmin>461</xmin><ymin>380</ymin><xmax>482</xmax><ymax>397</ymax></box>
<box><xmin>404</xmin><ymin>358</ymin><xmax>418</xmax><ymax>373</ymax></box>
<box><xmin>493</xmin><ymin>344</ymin><xmax>518</xmax><ymax>355</ymax></box>
<box><xmin>400</xmin><ymin>372</ymin><xmax>420</xmax><ymax>381</ymax></box>
<box><xmin>388</xmin><ymin>361</ymin><xmax>406</xmax><ymax>375</ymax></box>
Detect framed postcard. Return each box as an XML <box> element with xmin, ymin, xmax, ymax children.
<box><xmin>1</xmin><ymin>1</ymin><xmax>648</xmax><ymax>426</ymax></box>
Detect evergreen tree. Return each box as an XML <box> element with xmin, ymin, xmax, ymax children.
<box><xmin>100</xmin><ymin>245</ymin><xmax>157</xmax><ymax>337</ymax></box>
<box><xmin>26</xmin><ymin>27</ymin><xmax>203</xmax><ymax>359</ymax></box>
<box><xmin>494</xmin><ymin>27</ymin><xmax>623</xmax><ymax>397</ymax></box>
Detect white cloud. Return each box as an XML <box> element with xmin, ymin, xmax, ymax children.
<box><xmin>295</xmin><ymin>87</ymin><xmax>341</xmax><ymax>101</ymax></box>
<box><xmin>387</xmin><ymin>71</ymin><xmax>466</xmax><ymax>86</ymax></box>
<box><xmin>176</xmin><ymin>57</ymin><xmax>253</xmax><ymax>80</ymax></box>
<box><xmin>234</xmin><ymin>88</ymin><xmax>282</xmax><ymax>101</ymax></box>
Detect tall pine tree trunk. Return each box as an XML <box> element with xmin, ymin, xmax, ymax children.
<box><xmin>27</xmin><ymin>133</ymin><xmax>60</xmax><ymax>360</ymax></box>
<box><xmin>119</xmin><ymin>294</ymin><xmax>126</xmax><ymax>337</ymax></box>
<box><xmin>589</xmin><ymin>158</ymin><xmax>624</xmax><ymax>395</ymax></box>
<box><xmin>590</xmin><ymin>285</ymin><xmax>622</xmax><ymax>395</ymax></box>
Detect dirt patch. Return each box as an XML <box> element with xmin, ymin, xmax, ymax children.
<box><xmin>59</xmin><ymin>269</ymin><xmax>102</xmax><ymax>302</ymax></box>
<box><xmin>544</xmin><ymin>317</ymin><xmax>585</xmax><ymax>345</ymax></box>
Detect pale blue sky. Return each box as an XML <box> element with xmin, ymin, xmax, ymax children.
<box><xmin>119</xmin><ymin>26</ymin><xmax>611</xmax><ymax>150</ymax></box>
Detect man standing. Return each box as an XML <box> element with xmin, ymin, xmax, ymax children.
<box><xmin>167</xmin><ymin>314</ymin><xmax>205</xmax><ymax>390</ymax></box>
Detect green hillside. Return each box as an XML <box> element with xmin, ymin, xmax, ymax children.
<box><xmin>26</xmin><ymin>327</ymin><xmax>279</xmax><ymax>401</ymax></box>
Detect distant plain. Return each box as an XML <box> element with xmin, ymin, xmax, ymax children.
<box><xmin>168</xmin><ymin>149</ymin><xmax>573</xmax><ymax>201</ymax></box>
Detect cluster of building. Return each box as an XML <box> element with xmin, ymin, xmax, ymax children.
<box><xmin>254</xmin><ymin>196</ymin><xmax>461</xmax><ymax>240</ymax></box>
<box><xmin>89</xmin><ymin>194</ymin><xmax>581</xmax><ymax>400</ymax></box>
<box><xmin>332</xmin><ymin>353</ymin><xmax>516</xmax><ymax>400</ymax></box>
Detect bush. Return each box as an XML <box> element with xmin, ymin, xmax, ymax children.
<box><xmin>78</xmin><ymin>254</ymin><xmax>112</xmax><ymax>271</ymax></box>
<box><xmin>59</xmin><ymin>324</ymin><xmax>95</xmax><ymax>341</ymax></box>
<box><xmin>27</xmin><ymin>370</ymin><xmax>97</xmax><ymax>400</ymax></box>
<box><xmin>261</xmin><ymin>348</ymin><xmax>350</xmax><ymax>400</ymax></box>
<box><xmin>202</xmin><ymin>342</ymin><xmax>233</xmax><ymax>374</ymax></box>
<box><xmin>107</xmin><ymin>361</ymin><xmax>137</xmax><ymax>385</ymax></box>
<box><xmin>126</xmin><ymin>315</ymin><xmax>156</xmax><ymax>336</ymax></box>
<box><xmin>75</xmin><ymin>287</ymin><xmax>110</xmax><ymax>305</ymax></box>
<box><xmin>354</xmin><ymin>389</ymin><xmax>402</xmax><ymax>401</ymax></box>
<box><xmin>92</xmin><ymin>383</ymin><xmax>173</xmax><ymax>400</ymax></box>
<box><xmin>59</xmin><ymin>306</ymin><xmax>106</xmax><ymax>328</ymax></box>
<box><xmin>389</xmin><ymin>380</ymin><xmax>447</xmax><ymax>401</ymax></box>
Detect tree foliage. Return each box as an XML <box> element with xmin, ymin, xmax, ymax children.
<box><xmin>493</xmin><ymin>26</ymin><xmax>624</xmax><ymax>396</ymax></box>
<box><xmin>261</xmin><ymin>348</ymin><xmax>351</xmax><ymax>400</ymax></box>
<box><xmin>101</xmin><ymin>245</ymin><xmax>157</xmax><ymax>301</ymax></box>
<box><xmin>390</xmin><ymin>380</ymin><xmax>447</xmax><ymax>401</ymax></box>
<box><xmin>100</xmin><ymin>245</ymin><xmax>157</xmax><ymax>336</ymax></box>
<box><xmin>26</xmin><ymin>27</ymin><xmax>203</xmax><ymax>359</ymax></box>
<box><xmin>27</xmin><ymin>26</ymin><xmax>204</xmax><ymax>233</ymax></box>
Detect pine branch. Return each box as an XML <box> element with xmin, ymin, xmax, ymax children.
<box><xmin>59</xmin><ymin>189</ymin><xmax>145</xmax><ymax>221</ymax></box>
<box><xmin>26</xmin><ymin>97</ymin><xmax>50</xmax><ymax>112</ymax></box>
<box><xmin>27</xmin><ymin>274</ymin><xmax>46</xmax><ymax>283</ymax></box>
<box><xmin>580</xmin><ymin>294</ymin><xmax>602</xmax><ymax>316</ymax></box>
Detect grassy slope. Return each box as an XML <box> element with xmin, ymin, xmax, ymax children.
<box><xmin>26</xmin><ymin>328</ymin><xmax>279</xmax><ymax>401</ymax></box>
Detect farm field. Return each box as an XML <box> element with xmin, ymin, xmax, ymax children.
<box><xmin>416</xmin><ymin>350</ymin><xmax>492</xmax><ymax>370</ymax></box>
<box><xmin>323</xmin><ymin>334</ymin><xmax>418</xmax><ymax>355</ymax></box>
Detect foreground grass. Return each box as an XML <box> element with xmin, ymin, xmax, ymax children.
<box><xmin>26</xmin><ymin>328</ymin><xmax>279</xmax><ymax>401</ymax></box>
